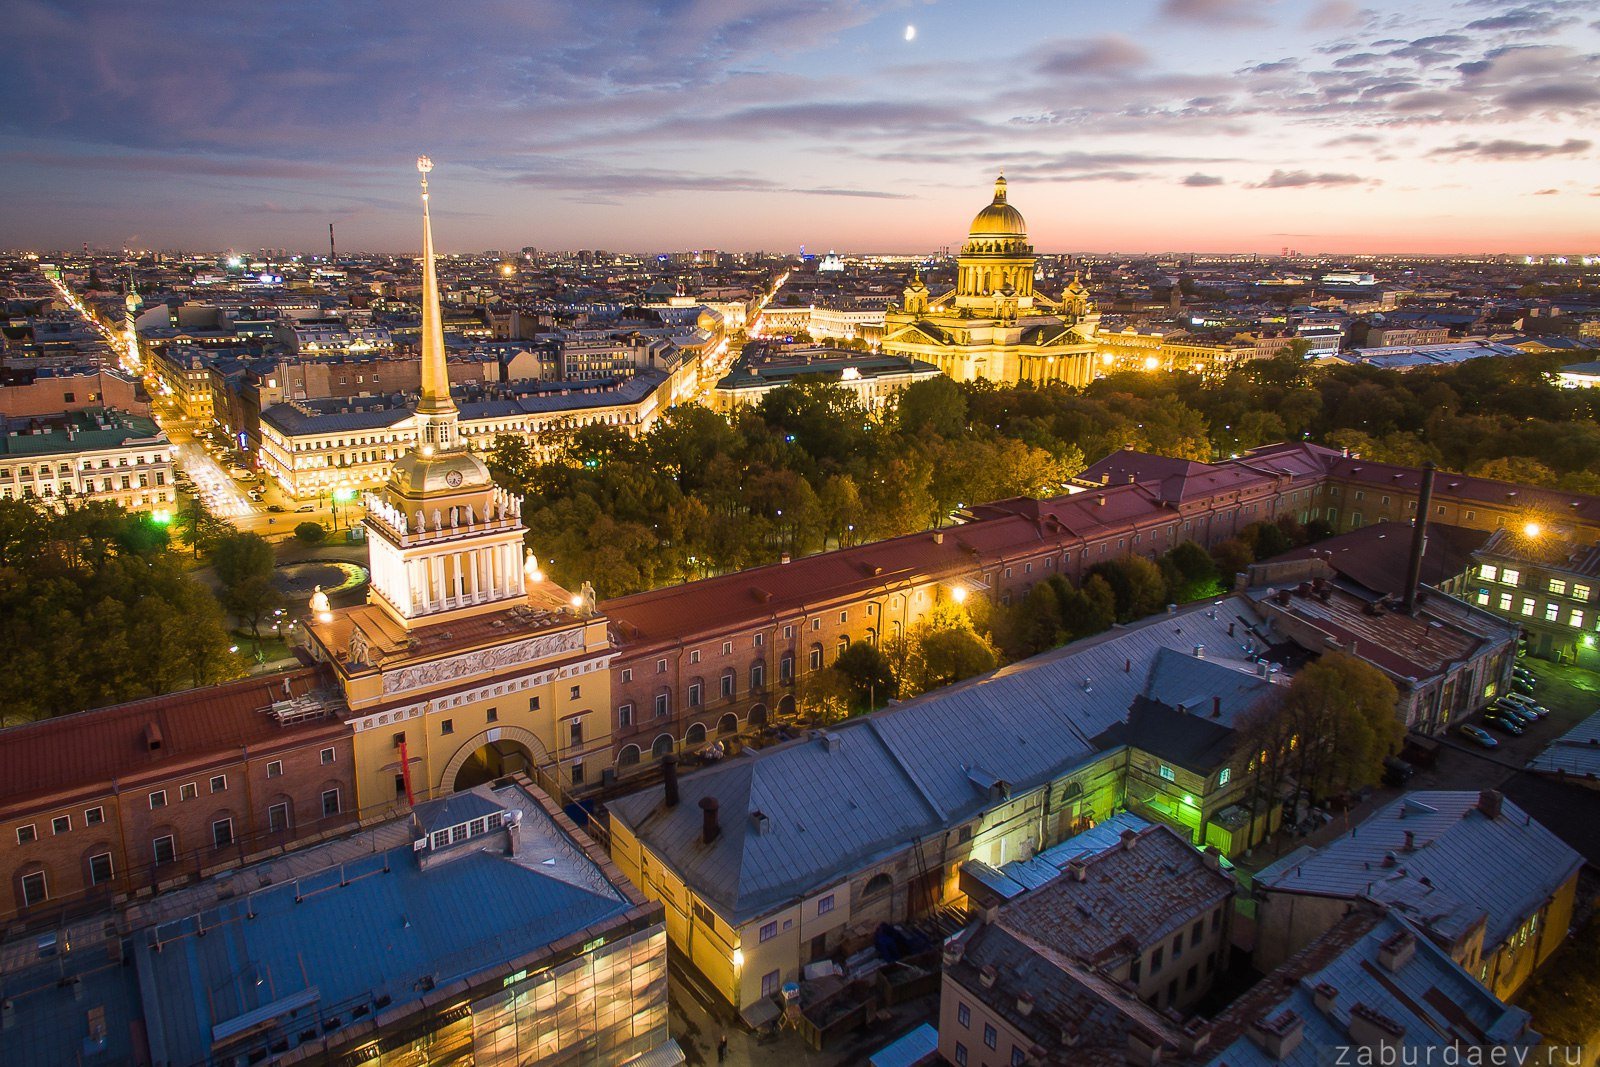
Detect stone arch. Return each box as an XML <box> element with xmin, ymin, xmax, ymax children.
<box><xmin>439</xmin><ymin>725</ymin><xmax>552</xmax><ymax>793</ymax></box>
<box><xmin>863</xmin><ymin>872</ymin><xmax>893</xmax><ymax>898</ymax></box>
<box><xmin>718</xmin><ymin>712</ymin><xmax>740</xmax><ymax>735</ymax></box>
<box><xmin>778</xmin><ymin>694</ymin><xmax>796</xmax><ymax>717</ymax></box>
<box><xmin>686</xmin><ymin>722</ymin><xmax>708</xmax><ymax>745</ymax></box>
<box><xmin>749</xmin><ymin>703</ymin><xmax>768</xmax><ymax>727</ymax></box>
<box><xmin>651</xmin><ymin>733</ymin><xmax>675</xmax><ymax>759</ymax></box>
<box><xmin>618</xmin><ymin>744</ymin><xmax>641</xmax><ymax>767</ymax></box>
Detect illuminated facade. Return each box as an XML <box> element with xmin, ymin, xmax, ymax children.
<box><xmin>302</xmin><ymin>159</ymin><xmax>615</xmax><ymax>816</ymax></box>
<box><xmin>881</xmin><ymin>175</ymin><xmax>1100</xmax><ymax>387</ymax></box>
<box><xmin>0</xmin><ymin>409</ymin><xmax>174</xmax><ymax>513</ymax></box>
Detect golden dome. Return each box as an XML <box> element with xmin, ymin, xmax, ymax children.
<box><xmin>388</xmin><ymin>448</ymin><xmax>492</xmax><ymax>497</ymax></box>
<box><xmin>968</xmin><ymin>174</ymin><xmax>1027</xmax><ymax>238</ymax></box>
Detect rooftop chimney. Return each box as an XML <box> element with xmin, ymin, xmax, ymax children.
<box><xmin>1377</xmin><ymin>929</ymin><xmax>1416</xmax><ymax>973</ymax></box>
<box><xmin>1120</xmin><ymin>828</ymin><xmax>1139</xmax><ymax>851</ymax></box>
<box><xmin>699</xmin><ymin>796</ymin><xmax>721</xmax><ymax>844</ymax></box>
<box><xmin>1193</xmin><ymin>644</ymin><xmax>1206</xmax><ymax>659</ymax></box>
<box><xmin>663</xmin><ymin>755</ymin><xmax>680</xmax><ymax>808</ymax></box>
<box><xmin>1402</xmin><ymin>462</ymin><xmax>1435</xmax><ymax>615</ymax></box>
<box><xmin>1477</xmin><ymin>789</ymin><xmax>1503</xmax><ymax>821</ymax></box>
<box><xmin>1312</xmin><ymin>983</ymin><xmax>1338</xmax><ymax>1013</ymax></box>
<box><xmin>1212</xmin><ymin>695</ymin><xmax>1222</xmax><ymax>718</ymax></box>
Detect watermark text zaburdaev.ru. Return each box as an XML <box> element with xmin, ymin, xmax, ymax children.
<box><xmin>1331</xmin><ymin>1047</ymin><xmax>1587</xmax><ymax>1066</ymax></box>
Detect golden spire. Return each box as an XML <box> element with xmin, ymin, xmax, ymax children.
<box><xmin>415</xmin><ymin>155</ymin><xmax>456</xmax><ymax>421</ymax></box>
<box><xmin>994</xmin><ymin>170</ymin><xmax>1007</xmax><ymax>203</ymax></box>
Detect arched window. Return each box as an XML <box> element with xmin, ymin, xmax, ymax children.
<box><xmin>718</xmin><ymin>712</ymin><xmax>739</xmax><ymax>736</ymax></box>
<box><xmin>863</xmin><ymin>872</ymin><xmax>893</xmax><ymax>898</ymax></box>
<box><xmin>779</xmin><ymin>653</ymin><xmax>795</xmax><ymax>683</ymax></box>
<box><xmin>750</xmin><ymin>662</ymin><xmax>766</xmax><ymax>691</ymax></box>
<box><xmin>836</xmin><ymin>637</ymin><xmax>849</xmax><ymax>660</ymax></box>
<box><xmin>809</xmin><ymin>643</ymin><xmax>824</xmax><ymax>671</ymax></box>
<box><xmin>618</xmin><ymin>744</ymin><xmax>641</xmax><ymax>766</ymax></box>
<box><xmin>750</xmin><ymin>704</ymin><xmax>769</xmax><ymax>726</ymax></box>
<box><xmin>651</xmin><ymin>733</ymin><xmax>674</xmax><ymax>759</ymax></box>
<box><xmin>686</xmin><ymin>722</ymin><xmax>707</xmax><ymax>745</ymax></box>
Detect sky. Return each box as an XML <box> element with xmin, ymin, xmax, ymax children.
<box><xmin>2</xmin><ymin>0</ymin><xmax>1598</xmax><ymax>255</ymax></box>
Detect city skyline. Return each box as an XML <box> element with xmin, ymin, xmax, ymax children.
<box><xmin>3</xmin><ymin>0</ymin><xmax>1599</xmax><ymax>254</ymax></box>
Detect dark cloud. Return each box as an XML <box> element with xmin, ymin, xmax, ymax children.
<box><xmin>1465</xmin><ymin>7</ymin><xmax>1576</xmax><ymax>34</ymax></box>
<box><xmin>1252</xmin><ymin>170</ymin><xmax>1373</xmax><ymax>188</ymax></box>
<box><xmin>1430</xmin><ymin>138</ymin><xmax>1591</xmax><ymax>159</ymax></box>
<box><xmin>1499</xmin><ymin>83</ymin><xmax>1600</xmax><ymax>109</ymax></box>
<box><xmin>1181</xmin><ymin>173</ymin><xmax>1226</xmax><ymax>186</ymax></box>
<box><xmin>1157</xmin><ymin>0</ymin><xmax>1270</xmax><ymax>29</ymax></box>
<box><xmin>509</xmin><ymin>165</ymin><xmax>910</xmax><ymax>202</ymax></box>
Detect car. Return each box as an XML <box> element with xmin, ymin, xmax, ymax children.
<box><xmin>1482</xmin><ymin>713</ymin><xmax>1525</xmax><ymax>736</ymax></box>
<box><xmin>1510</xmin><ymin>677</ymin><xmax>1536</xmax><ymax>695</ymax></box>
<box><xmin>1492</xmin><ymin>699</ymin><xmax>1537</xmax><ymax>725</ymax></box>
<box><xmin>1512</xmin><ymin>666</ymin><xmax>1535</xmax><ymax>681</ymax></box>
<box><xmin>266</xmin><ymin>505</ymin><xmax>286</xmax><ymax>513</ymax></box>
<box><xmin>295</xmin><ymin>504</ymin><xmax>314</xmax><ymax>513</ymax></box>
<box><xmin>1501</xmin><ymin>693</ymin><xmax>1548</xmax><ymax>718</ymax></box>
<box><xmin>1458</xmin><ymin>724</ymin><xmax>1499</xmax><ymax>749</ymax></box>
<box><xmin>1381</xmin><ymin>755</ymin><xmax>1414</xmax><ymax>787</ymax></box>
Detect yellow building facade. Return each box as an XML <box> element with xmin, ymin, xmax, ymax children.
<box><xmin>881</xmin><ymin>176</ymin><xmax>1100</xmax><ymax>387</ymax></box>
<box><xmin>303</xmin><ymin>158</ymin><xmax>614</xmax><ymax>818</ymax></box>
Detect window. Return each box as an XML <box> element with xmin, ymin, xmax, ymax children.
<box><xmin>1572</xmin><ymin>610</ymin><xmax>1586</xmax><ymax>628</ymax></box>
<box><xmin>1521</xmin><ymin>598</ymin><xmax>1536</xmax><ymax>617</ymax></box>
<box><xmin>1212</xmin><ymin>907</ymin><xmax>1222</xmax><ymax>933</ymax></box>
<box><xmin>1159</xmin><ymin>764</ymin><xmax>1176</xmax><ymax>782</ymax></box>
<box><xmin>212</xmin><ymin>818</ymin><xmax>234</xmax><ymax>848</ymax></box>
<box><xmin>570</xmin><ymin>685</ymin><xmax>581</xmax><ymax>700</ymax></box>
<box><xmin>569</xmin><ymin>719</ymin><xmax>583</xmax><ymax>745</ymax></box>
<box><xmin>984</xmin><ymin>1023</ymin><xmax>998</xmax><ymax>1050</ymax></box>
<box><xmin>958</xmin><ymin>1002</ymin><xmax>971</xmax><ymax>1027</ymax></box>
<box><xmin>1012</xmin><ymin>1048</ymin><xmax>1026</xmax><ymax>1067</ymax></box>
<box><xmin>180</xmin><ymin>782</ymin><xmax>198</xmax><ymax>802</ymax></box>
<box><xmin>52</xmin><ymin>815</ymin><xmax>70</xmax><ymax>835</ymax></box>
<box><xmin>16</xmin><ymin>824</ymin><xmax>36</xmax><ymax>845</ymax></box>
<box><xmin>21</xmin><ymin>872</ymin><xmax>47</xmax><ymax>908</ymax></box>
<box><xmin>1502</xmin><ymin>569</ymin><xmax>1520</xmax><ymax>585</ymax></box>
<box><xmin>269</xmin><ymin>802</ymin><xmax>290</xmax><ymax>833</ymax></box>
<box><xmin>149</xmin><ymin>790</ymin><xmax>167</xmax><ymax>810</ymax></box>
<box><xmin>441</xmin><ymin>718</ymin><xmax>454</xmax><ymax>735</ymax></box>
<box><xmin>690</xmin><ymin>650</ymin><xmax>701</xmax><ymax>664</ymax></box>
<box><xmin>153</xmin><ymin>836</ymin><xmax>175</xmax><ymax>866</ymax></box>
<box><xmin>1167</xmin><ymin>978</ymin><xmax>1178</xmax><ymax>1003</ymax></box>
<box><xmin>954</xmin><ymin>1043</ymin><xmax>968</xmax><ymax>1067</ymax></box>
<box><xmin>1173</xmin><ymin>931</ymin><xmax>1184</xmax><ymax>956</ymax></box>
<box><xmin>1550</xmin><ymin>579</ymin><xmax>1568</xmax><ymax>596</ymax></box>
<box><xmin>89</xmin><ymin>853</ymin><xmax>114</xmax><ymax>885</ymax></box>
<box><xmin>721</xmin><ymin>672</ymin><xmax>734</xmax><ymax>698</ymax></box>
<box><xmin>817</xmin><ymin>894</ymin><xmax>835</xmax><ymax>915</ymax></box>
<box><xmin>84</xmin><ymin>807</ymin><xmax>104</xmax><ymax>827</ymax></box>
<box><xmin>723</xmin><ymin>640</ymin><xmax>733</xmax><ymax>655</ymax></box>
<box><xmin>1131</xmin><ymin>958</ymin><xmax>1142</xmax><ymax>982</ymax></box>
<box><xmin>760</xmin><ymin>921</ymin><xmax>778</xmax><ymax>942</ymax></box>
<box><xmin>655</xmin><ymin>693</ymin><xmax>670</xmax><ymax>717</ymax></box>
<box><xmin>621</xmin><ymin>668</ymin><xmax>633</xmax><ymax>683</ymax></box>
<box><xmin>839</xmin><ymin>611</ymin><xmax>848</xmax><ymax>623</ymax></box>
<box><xmin>210</xmin><ymin>775</ymin><xmax>227</xmax><ymax>793</ymax></box>
<box><xmin>267</xmin><ymin>760</ymin><xmax>283</xmax><ymax>779</ymax></box>
<box><xmin>319</xmin><ymin>747</ymin><xmax>335</xmax><ymax>765</ymax></box>
<box><xmin>1218</xmin><ymin>767</ymin><xmax>1231</xmax><ymax>787</ymax></box>
<box><xmin>571</xmin><ymin>761</ymin><xmax>585</xmax><ymax>785</ymax></box>
<box><xmin>656</xmin><ymin>658</ymin><xmax>668</xmax><ymax>674</ymax></box>
<box><xmin>762</xmin><ymin>970</ymin><xmax>781</xmax><ymax>998</ymax></box>
<box><xmin>321</xmin><ymin>789</ymin><xmax>341</xmax><ymax>817</ymax></box>
<box><xmin>486</xmin><ymin>707</ymin><xmax>498</xmax><ymax>723</ymax></box>
<box><xmin>619</xmin><ymin>703</ymin><xmax>634</xmax><ymax>727</ymax></box>
<box><xmin>811</xmin><ymin>618</ymin><xmax>821</xmax><ymax>631</ymax></box>
<box><xmin>688</xmin><ymin>682</ymin><xmax>702</xmax><ymax>707</ymax></box>
<box><xmin>1193</xmin><ymin>919</ymin><xmax>1205</xmax><ymax>943</ymax></box>
<box><xmin>1576</xmin><ymin>584</ymin><xmax>1592</xmax><ymax>601</ymax></box>
<box><xmin>1499</xmin><ymin>592</ymin><xmax>1513</xmax><ymax>611</ymax></box>
<box><xmin>783</xmin><ymin>625</ymin><xmax>794</xmax><ymax>639</ymax></box>
<box><xmin>751</xmin><ymin>663</ymin><xmax>765</xmax><ymax>690</ymax></box>
<box><xmin>809</xmin><ymin>645</ymin><xmax>823</xmax><ymax>671</ymax></box>
<box><xmin>1152</xmin><ymin>947</ymin><xmax>1164</xmax><ymax>972</ymax></box>
<box><xmin>754</xmin><ymin>633</ymin><xmax>764</xmax><ymax>647</ymax></box>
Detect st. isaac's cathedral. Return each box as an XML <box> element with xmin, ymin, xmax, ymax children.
<box><xmin>881</xmin><ymin>175</ymin><xmax>1100</xmax><ymax>387</ymax></box>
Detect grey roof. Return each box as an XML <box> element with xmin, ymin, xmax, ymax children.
<box><xmin>963</xmin><ymin>812</ymin><xmax>1156</xmax><ymax>899</ymax></box>
<box><xmin>1526</xmin><ymin>709</ymin><xmax>1600</xmax><ymax>779</ymax></box>
<box><xmin>1254</xmin><ymin>791</ymin><xmax>1582</xmax><ymax>949</ymax></box>
<box><xmin>1203</xmin><ymin>911</ymin><xmax>1535</xmax><ymax>1066</ymax></box>
<box><xmin>610</xmin><ymin>598</ymin><xmax>1276</xmax><ymax>924</ymax></box>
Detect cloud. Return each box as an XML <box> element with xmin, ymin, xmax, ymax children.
<box><xmin>1252</xmin><ymin>170</ymin><xmax>1373</xmax><ymax>188</ymax></box>
<box><xmin>1533</xmin><ymin>188</ymin><xmax>1559</xmax><ymax>195</ymax></box>
<box><xmin>1430</xmin><ymin>138</ymin><xmax>1590</xmax><ymax>159</ymax></box>
<box><xmin>1035</xmin><ymin>36</ymin><xmax>1150</xmax><ymax>77</ymax></box>
<box><xmin>1323</xmin><ymin>133</ymin><xmax>1382</xmax><ymax>146</ymax></box>
<box><xmin>1499</xmin><ymin>83</ymin><xmax>1600</xmax><ymax>110</ymax></box>
<box><xmin>1157</xmin><ymin>0</ymin><xmax>1270</xmax><ymax>28</ymax></box>
<box><xmin>1303</xmin><ymin>0</ymin><xmax>1365</xmax><ymax>30</ymax></box>
<box><xmin>1181</xmin><ymin>173</ymin><xmax>1226</xmax><ymax>186</ymax></box>
<box><xmin>1465</xmin><ymin>6</ymin><xmax>1576</xmax><ymax>34</ymax></box>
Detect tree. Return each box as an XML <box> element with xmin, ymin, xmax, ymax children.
<box><xmin>294</xmin><ymin>522</ymin><xmax>327</xmax><ymax>544</ymax></box>
<box><xmin>1162</xmin><ymin>541</ymin><xmax>1220</xmax><ymax>602</ymax></box>
<box><xmin>211</xmin><ymin>532</ymin><xmax>274</xmax><ymax>590</ymax></box>
<box><xmin>1210</xmin><ymin>539</ymin><xmax>1254</xmax><ymax>585</ymax></box>
<box><xmin>796</xmin><ymin>666</ymin><xmax>855</xmax><ymax>724</ymax></box>
<box><xmin>226</xmin><ymin>574</ymin><xmax>283</xmax><ymax>643</ymax></box>
<box><xmin>173</xmin><ymin>495</ymin><xmax>226</xmax><ymax>557</ymax></box>
<box><xmin>895</xmin><ymin>375</ymin><xmax>967</xmax><ymax>438</ymax></box>
<box><xmin>1281</xmin><ymin>653</ymin><xmax>1402</xmax><ymax>802</ymax></box>
<box><xmin>1087</xmin><ymin>555</ymin><xmax>1170</xmax><ymax>623</ymax></box>
<box><xmin>833</xmin><ymin>640</ymin><xmax>898</xmax><ymax>712</ymax></box>
<box><xmin>891</xmin><ymin>602</ymin><xmax>1000</xmax><ymax>695</ymax></box>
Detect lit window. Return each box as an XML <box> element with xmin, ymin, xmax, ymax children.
<box><xmin>1572</xmin><ymin>610</ymin><xmax>1586</xmax><ymax>628</ymax></box>
<box><xmin>1546</xmin><ymin>604</ymin><xmax>1560</xmax><ymax>622</ymax></box>
<box><xmin>1218</xmin><ymin>767</ymin><xmax>1231</xmax><ymax>787</ymax></box>
<box><xmin>1499</xmin><ymin>592</ymin><xmax>1513</xmax><ymax>612</ymax></box>
<box><xmin>1159</xmin><ymin>764</ymin><xmax>1176</xmax><ymax>782</ymax></box>
<box><xmin>1479</xmin><ymin>564</ymin><xmax>1498</xmax><ymax>581</ymax></box>
<box><xmin>1476</xmin><ymin>592</ymin><xmax>1490</xmax><ymax>606</ymax></box>
<box><xmin>1520</xmin><ymin>598</ymin><xmax>1535</xmax><ymax>617</ymax></box>
<box><xmin>1549</xmin><ymin>579</ymin><xmax>1567</xmax><ymax>596</ymax></box>
<box><xmin>1503</xmin><ymin>569</ymin><xmax>1520</xmax><ymax>586</ymax></box>
<box><xmin>1576</xmin><ymin>584</ymin><xmax>1592</xmax><ymax>601</ymax></box>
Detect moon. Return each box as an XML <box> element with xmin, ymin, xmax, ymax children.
<box><xmin>904</xmin><ymin>24</ymin><xmax>916</xmax><ymax>42</ymax></box>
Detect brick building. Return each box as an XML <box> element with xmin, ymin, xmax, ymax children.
<box><xmin>0</xmin><ymin>669</ymin><xmax>355</xmax><ymax>926</ymax></box>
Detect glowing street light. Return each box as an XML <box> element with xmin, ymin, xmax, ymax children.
<box><xmin>950</xmin><ymin>585</ymin><xmax>968</xmax><ymax>605</ymax></box>
<box><xmin>1522</xmin><ymin>522</ymin><xmax>1542</xmax><ymax>538</ymax></box>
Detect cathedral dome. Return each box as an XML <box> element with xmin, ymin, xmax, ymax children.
<box><xmin>388</xmin><ymin>448</ymin><xmax>492</xmax><ymax>497</ymax></box>
<box><xmin>968</xmin><ymin>174</ymin><xmax>1027</xmax><ymax>238</ymax></box>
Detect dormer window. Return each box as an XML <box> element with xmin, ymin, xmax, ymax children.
<box><xmin>425</xmin><ymin>810</ymin><xmax>505</xmax><ymax>851</ymax></box>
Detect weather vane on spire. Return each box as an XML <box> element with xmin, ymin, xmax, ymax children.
<box><xmin>418</xmin><ymin>155</ymin><xmax>433</xmax><ymax>197</ymax></box>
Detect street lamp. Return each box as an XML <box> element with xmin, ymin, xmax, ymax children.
<box><xmin>1522</xmin><ymin>522</ymin><xmax>1542</xmax><ymax>538</ymax></box>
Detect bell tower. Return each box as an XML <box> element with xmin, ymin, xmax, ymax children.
<box><xmin>361</xmin><ymin>157</ymin><xmax>533</xmax><ymax>628</ymax></box>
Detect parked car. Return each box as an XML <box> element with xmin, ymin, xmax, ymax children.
<box><xmin>1492</xmin><ymin>698</ymin><xmax>1537</xmax><ymax>725</ymax></box>
<box><xmin>1381</xmin><ymin>755</ymin><xmax>1415</xmax><ymax>787</ymax></box>
<box><xmin>1512</xmin><ymin>666</ymin><xmax>1535</xmax><ymax>682</ymax></box>
<box><xmin>266</xmin><ymin>504</ymin><xmax>285</xmax><ymax>513</ymax></box>
<box><xmin>1458</xmin><ymin>724</ymin><xmax>1499</xmax><ymax>749</ymax></box>
<box><xmin>1501</xmin><ymin>693</ymin><xmax>1548</xmax><ymax>718</ymax></box>
<box><xmin>1483</xmin><ymin>713</ymin><xmax>1525</xmax><ymax>736</ymax></box>
<box><xmin>295</xmin><ymin>504</ymin><xmax>314</xmax><ymax>513</ymax></box>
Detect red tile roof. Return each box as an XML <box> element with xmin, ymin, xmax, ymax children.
<box><xmin>0</xmin><ymin>668</ymin><xmax>344</xmax><ymax>813</ymax></box>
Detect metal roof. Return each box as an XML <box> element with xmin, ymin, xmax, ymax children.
<box><xmin>1203</xmin><ymin>911</ymin><xmax>1535</xmax><ymax>1066</ymax></box>
<box><xmin>1254</xmin><ymin>791</ymin><xmax>1582</xmax><ymax>949</ymax></box>
<box><xmin>1525</xmin><ymin>709</ymin><xmax>1600</xmax><ymax>779</ymax></box>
